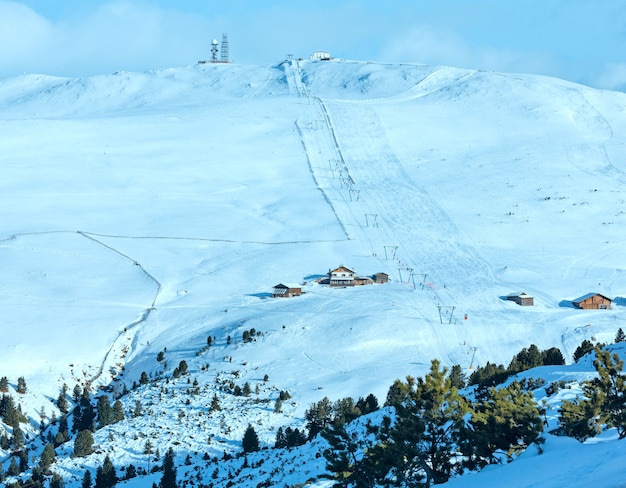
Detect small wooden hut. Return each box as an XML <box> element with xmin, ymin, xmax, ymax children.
<box><xmin>272</xmin><ymin>283</ymin><xmax>302</xmax><ymax>298</ymax></box>
<box><xmin>572</xmin><ymin>293</ymin><xmax>612</xmax><ymax>310</ymax></box>
<box><xmin>506</xmin><ymin>292</ymin><xmax>534</xmax><ymax>306</ymax></box>
<box><xmin>373</xmin><ymin>272</ymin><xmax>389</xmax><ymax>284</ymax></box>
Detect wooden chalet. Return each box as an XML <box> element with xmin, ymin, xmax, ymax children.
<box><xmin>329</xmin><ymin>266</ymin><xmax>356</xmax><ymax>287</ymax></box>
<box><xmin>506</xmin><ymin>292</ymin><xmax>534</xmax><ymax>306</ymax></box>
<box><xmin>354</xmin><ymin>276</ymin><xmax>374</xmax><ymax>286</ymax></box>
<box><xmin>272</xmin><ymin>283</ymin><xmax>302</xmax><ymax>298</ymax></box>
<box><xmin>373</xmin><ymin>272</ymin><xmax>389</xmax><ymax>284</ymax></box>
<box><xmin>572</xmin><ymin>293</ymin><xmax>612</xmax><ymax>310</ymax></box>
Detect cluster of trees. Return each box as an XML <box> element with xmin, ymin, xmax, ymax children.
<box><xmin>305</xmin><ymin>394</ymin><xmax>379</xmax><ymax>440</ymax></box>
<box><xmin>0</xmin><ymin>394</ymin><xmax>28</xmax><ymax>456</ymax></box>
<box><xmin>468</xmin><ymin>344</ymin><xmax>565</xmax><ymax>388</ymax></box>
<box><xmin>571</xmin><ymin>329</ymin><xmax>625</xmax><ymax>365</ymax></box>
<box><xmin>322</xmin><ymin>359</ymin><xmax>544</xmax><ymax>487</ymax></box>
<box><xmin>0</xmin><ymin>376</ymin><xmax>28</xmax><ymax>395</ymax></box>
<box><xmin>559</xmin><ymin>345</ymin><xmax>626</xmax><ymax>441</ymax></box>
<box><xmin>74</xmin><ymin>447</ymin><xmax>177</xmax><ymax>488</ymax></box>
<box><xmin>274</xmin><ymin>426</ymin><xmax>307</xmax><ymax>449</ymax></box>
<box><xmin>242</xmin><ymin>328</ymin><xmax>263</xmax><ymax>343</ymax></box>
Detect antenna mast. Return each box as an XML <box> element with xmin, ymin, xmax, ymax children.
<box><xmin>221</xmin><ymin>33</ymin><xmax>229</xmax><ymax>62</ymax></box>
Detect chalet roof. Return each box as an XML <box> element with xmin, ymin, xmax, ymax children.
<box><xmin>573</xmin><ymin>293</ymin><xmax>612</xmax><ymax>303</ymax></box>
<box><xmin>273</xmin><ymin>283</ymin><xmax>301</xmax><ymax>289</ymax></box>
<box><xmin>331</xmin><ymin>265</ymin><xmax>355</xmax><ymax>274</ymax></box>
<box><xmin>507</xmin><ymin>292</ymin><xmax>534</xmax><ymax>298</ymax></box>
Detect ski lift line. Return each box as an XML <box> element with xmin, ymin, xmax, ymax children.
<box><xmin>309</xmin><ymin>100</ymin><xmax>461</xmax><ymax>327</ymax></box>
<box><xmin>295</xmin><ymin>121</ymin><xmax>351</xmax><ymax>238</ymax></box>
<box><xmin>307</xmin><ymin>99</ymin><xmax>438</xmax><ymax>303</ymax></box>
<box><xmin>469</xmin><ymin>346</ymin><xmax>478</xmax><ymax>370</ymax></box>
<box><xmin>437</xmin><ymin>305</ymin><xmax>456</xmax><ymax>325</ymax></box>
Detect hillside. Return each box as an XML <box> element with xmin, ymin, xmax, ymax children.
<box><xmin>1</xmin><ymin>59</ymin><xmax>626</xmax><ymax>487</ymax></box>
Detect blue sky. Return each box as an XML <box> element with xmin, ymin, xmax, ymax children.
<box><xmin>1</xmin><ymin>0</ymin><xmax>625</xmax><ymax>90</ymax></box>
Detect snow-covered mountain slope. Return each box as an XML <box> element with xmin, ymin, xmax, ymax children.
<box><xmin>1</xmin><ymin>59</ymin><xmax>626</xmax><ymax>487</ymax></box>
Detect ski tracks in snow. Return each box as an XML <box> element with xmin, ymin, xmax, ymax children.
<box><xmin>290</xmin><ymin>67</ymin><xmax>496</xmax><ymax>366</ymax></box>
<box><xmin>306</xmin><ymin>97</ymin><xmax>495</xmax><ymax>292</ymax></box>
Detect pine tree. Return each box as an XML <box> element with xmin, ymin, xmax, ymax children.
<box><xmin>508</xmin><ymin>344</ymin><xmax>543</xmax><ymax>373</ymax></box>
<box><xmin>242</xmin><ymin>424</ymin><xmax>259</xmax><ymax>453</ymax></box>
<box><xmin>54</xmin><ymin>414</ymin><xmax>69</xmax><ymax>447</ymax></box>
<box><xmin>242</xmin><ymin>382</ymin><xmax>252</xmax><ymax>397</ymax></box>
<box><xmin>141</xmin><ymin>439</ymin><xmax>153</xmax><ymax>458</ymax></box>
<box><xmin>559</xmin><ymin>346</ymin><xmax>626</xmax><ymax>440</ymax></box>
<box><xmin>57</xmin><ymin>390</ymin><xmax>69</xmax><ymax>414</ymax></box>
<box><xmin>469</xmin><ymin>361</ymin><xmax>508</xmax><ymax>388</ymax></box>
<box><xmin>125</xmin><ymin>464</ymin><xmax>137</xmax><ymax>480</ymax></box>
<box><xmin>385</xmin><ymin>377</ymin><xmax>414</xmax><ymax>407</ymax></box>
<box><xmin>75</xmin><ymin>393</ymin><xmax>95</xmax><ymax>433</ymax></box>
<box><xmin>385</xmin><ymin>359</ymin><xmax>469</xmax><ymax>486</ymax></box>
<box><xmin>304</xmin><ymin>397</ymin><xmax>333</xmax><ymax>440</ymax></box>
<box><xmin>573</xmin><ymin>339</ymin><xmax>595</xmax><ymax>363</ymax></box>
<box><xmin>50</xmin><ymin>472</ymin><xmax>65</xmax><ymax>488</ymax></box>
<box><xmin>16</xmin><ymin>376</ymin><xmax>27</xmax><ymax>394</ymax></box>
<box><xmin>463</xmin><ymin>382</ymin><xmax>544</xmax><ymax>469</ymax></box>
<box><xmin>97</xmin><ymin>396</ymin><xmax>112</xmax><ymax>429</ymax></box>
<box><xmin>322</xmin><ymin>423</ymin><xmax>380</xmax><ymax>488</ymax></box>
<box><xmin>8</xmin><ymin>456</ymin><xmax>20</xmax><ymax>476</ymax></box>
<box><xmin>133</xmin><ymin>400</ymin><xmax>143</xmax><ymax>418</ymax></box>
<box><xmin>332</xmin><ymin>397</ymin><xmax>361</xmax><ymax>427</ymax></box>
<box><xmin>159</xmin><ymin>447</ymin><xmax>177</xmax><ymax>488</ymax></box>
<box><xmin>73</xmin><ymin>430</ymin><xmax>94</xmax><ymax>457</ymax></box>
<box><xmin>285</xmin><ymin>427</ymin><xmax>307</xmax><ymax>448</ymax></box>
<box><xmin>210</xmin><ymin>394</ymin><xmax>221</xmax><ymax>412</ymax></box>
<box><xmin>70</xmin><ymin>383</ymin><xmax>81</xmax><ymax>402</ymax></box>
<box><xmin>615</xmin><ymin>328</ymin><xmax>626</xmax><ymax>343</ymax></box>
<box><xmin>95</xmin><ymin>455</ymin><xmax>117</xmax><ymax>488</ymax></box>
<box><xmin>273</xmin><ymin>397</ymin><xmax>283</xmax><ymax>413</ymax></box>
<box><xmin>448</xmin><ymin>365</ymin><xmax>467</xmax><ymax>389</ymax></box>
<box><xmin>0</xmin><ymin>376</ymin><xmax>8</xmax><ymax>392</ymax></box>
<box><xmin>274</xmin><ymin>426</ymin><xmax>286</xmax><ymax>448</ymax></box>
<box><xmin>111</xmin><ymin>400</ymin><xmax>125</xmax><ymax>424</ymax></box>
<box><xmin>39</xmin><ymin>443</ymin><xmax>57</xmax><ymax>472</ymax></box>
<box><xmin>1</xmin><ymin>395</ymin><xmax>20</xmax><ymax>426</ymax></box>
<box><xmin>82</xmin><ymin>470</ymin><xmax>93</xmax><ymax>488</ymax></box>
<box><xmin>541</xmin><ymin>347</ymin><xmax>566</xmax><ymax>365</ymax></box>
<box><xmin>590</xmin><ymin>347</ymin><xmax>626</xmax><ymax>438</ymax></box>
<box><xmin>18</xmin><ymin>449</ymin><xmax>28</xmax><ymax>473</ymax></box>
<box><xmin>31</xmin><ymin>465</ymin><xmax>45</xmax><ymax>484</ymax></box>
<box><xmin>12</xmin><ymin>424</ymin><xmax>24</xmax><ymax>449</ymax></box>
<box><xmin>559</xmin><ymin>396</ymin><xmax>601</xmax><ymax>441</ymax></box>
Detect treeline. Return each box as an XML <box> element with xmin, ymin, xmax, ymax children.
<box><xmin>318</xmin><ymin>336</ymin><xmax>626</xmax><ymax>487</ymax></box>
<box><xmin>321</xmin><ymin>359</ymin><xmax>544</xmax><ymax>487</ymax></box>
<box><xmin>467</xmin><ymin>344</ymin><xmax>565</xmax><ymax>388</ymax></box>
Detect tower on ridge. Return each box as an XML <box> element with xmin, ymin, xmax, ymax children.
<box><xmin>221</xmin><ymin>33</ymin><xmax>229</xmax><ymax>63</ymax></box>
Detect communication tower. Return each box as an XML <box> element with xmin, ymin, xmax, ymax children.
<box><xmin>221</xmin><ymin>33</ymin><xmax>229</xmax><ymax>62</ymax></box>
<box><xmin>211</xmin><ymin>39</ymin><xmax>219</xmax><ymax>62</ymax></box>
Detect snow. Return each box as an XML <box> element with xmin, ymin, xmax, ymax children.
<box><xmin>1</xmin><ymin>58</ymin><xmax>626</xmax><ymax>486</ymax></box>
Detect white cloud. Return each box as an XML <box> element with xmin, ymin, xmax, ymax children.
<box><xmin>594</xmin><ymin>63</ymin><xmax>626</xmax><ymax>92</ymax></box>
<box><xmin>381</xmin><ymin>24</ymin><xmax>557</xmax><ymax>77</ymax></box>
<box><xmin>0</xmin><ymin>1</ymin><xmax>211</xmax><ymax>78</ymax></box>
<box><xmin>0</xmin><ymin>1</ymin><xmax>53</xmax><ymax>75</ymax></box>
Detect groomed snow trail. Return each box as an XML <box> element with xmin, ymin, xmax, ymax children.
<box><xmin>289</xmin><ymin>61</ymin><xmax>491</xmax><ymax>366</ymax></box>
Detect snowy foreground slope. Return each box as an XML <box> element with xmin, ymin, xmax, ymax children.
<box><xmin>1</xmin><ymin>59</ymin><xmax>626</xmax><ymax>486</ymax></box>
